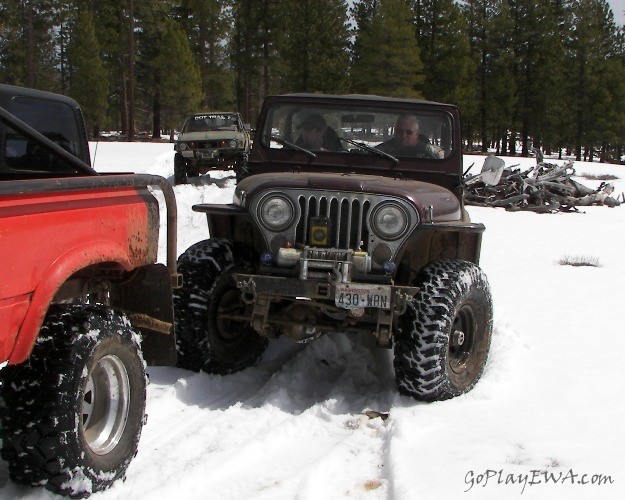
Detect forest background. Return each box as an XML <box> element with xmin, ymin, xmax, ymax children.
<box><xmin>1</xmin><ymin>0</ymin><xmax>625</xmax><ymax>163</ymax></box>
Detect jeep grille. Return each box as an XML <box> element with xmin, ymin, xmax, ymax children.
<box><xmin>296</xmin><ymin>194</ymin><xmax>371</xmax><ymax>250</ymax></box>
<box><xmin>249</xmin><ymin>189</ymin><xmax>419</xmax><ymax>271</ymax></box>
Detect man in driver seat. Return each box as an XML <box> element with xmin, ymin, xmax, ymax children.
<box><xmin>377</xmin><ymin>114</ymin><xmax>444</xmax><ymax>158</ymax></box>
<box><xmin>297</xmin><ymin>114</ymin><xmax>343</xmax><ymax>151</ymax></box>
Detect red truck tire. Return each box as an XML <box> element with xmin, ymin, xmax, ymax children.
<box><xmin>0</xmin><ymin>304</ymin><xmax>146</xmax><ymax>497</ymax></box>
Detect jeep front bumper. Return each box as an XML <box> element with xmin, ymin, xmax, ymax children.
<box><xmin>180</xmin><ymin>148</ymin><xmax>244</xmax><ymax>170</ymax></box>
<box><xmin>232</xmin><ymin>273</ymin><xmax>418</xmax><ymax>346</ymax></box>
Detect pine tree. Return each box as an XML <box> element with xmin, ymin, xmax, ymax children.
<box><xmin>86</xmin><ymin>0</ymin><xmax>140</xmax><ymax>138</ymax></box>
<box><xmin>538</xmin><ymin>0</ymin><xmax>575</xmax><ymax>157</ymax></box>
<box><xmin>0</xmin><ymin>0</ymin><xmax>25</xmax><ymax>84</ymax></box>
<box><xmin>175</xmin><ymin>0</ymin><xmax>233</xmax><ymax>110</ymax></box>
<box><xmin>275</xmin><ymin>0</ymin><xmax>350</xmax><ymax>93</ymax></box>
<box><xmin>416</xmin><ymin>0</ymin><xmax>476</xmax><ymax>118</ymax></box>
<box><xmin>155</xmin><ymin>18</ymin><xmax>202</xmax><ymax>131</ymax></box>
<box><xmin>350</xmin><ymin>0</ymin><xmax>378</xmax><ymax>72</ymax></box>
<box><xmin>351</xmin><ymin>0</ymin><xmax>424</xmax><ymax>98</ymax></box>
<box><xmin>52</xmin><ymin>1</ymin><xmax>75</xmax><ymax>93</ymax></box>
<box><xmin>610</xmin><ymin>27</ymin><xmax>625</xmax><ymax>161</ymax></box>
<box><xmin>463</xmin><ymin>0</ymin><xmax>514</xmax><ymax>151</ymax></box>
<box><xmin>133</xmin><ymin>0</ymin><xmax>167</xmax><ymax>138</ymax></box>
<box><xmin>67</xmin><ymin>6</ymin><xmax>108</xmax><ymax>137</ymax></box>
<box><xmin>231</xmin><ymin>0</ymin><xmax>283</xmax><ymax>123</ymax></box>
<box><xmin>0</xmin><ymin>0</ymin><xmax>57</xmax><ymax>89</ymax></box>
<box><xmin>88</xmin><ymin>0</ymin><xmax>124</xmax><ymax>132</ymax></box>
<box><xmin>505</xmin><ymin>0</ymin><xmax>568</xmax><ymax>155</ymax></box>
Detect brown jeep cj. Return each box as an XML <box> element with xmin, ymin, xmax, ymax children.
<box><xmin>173</xmin><ymin>94</ymin><xmax>494</xmax><ymax>402</ymax></box>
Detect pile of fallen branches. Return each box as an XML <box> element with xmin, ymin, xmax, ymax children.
<box><xmin>464</xmin><ymin>159</ymin><xmax>623</xmax><ymax>213</ymax></box>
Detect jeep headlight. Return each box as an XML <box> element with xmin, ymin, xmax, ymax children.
<box><xmin>258</xmin><ymin>195</ymin><xmax>294</xmax><ymax>231</ymax></box>
<box><xmin>371</xmin><ymin>202</ymin><xmax>409</xmax><ymax>240</ymax></box>
<box><xmin>229</xmin><ymin>139</ymin><xmax>237</xmax><ymax>148</ymax></box>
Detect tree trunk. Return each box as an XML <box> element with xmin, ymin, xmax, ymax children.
<box><xmin>119</xmin><ymin>59</ymin><xmax>128</xmax><ymax>136</ymax></box>
<box><xmin>200</xmin><ymin>20</ymin><xmax>209</xmax><ymax>109</ymax></box>
<box><xmin>152</xmin><ymin>90</ymin><xmax>161</xmax><ymax>139</ymax></box>
<box><xmin>127</xmin><ymin>0</ymin><xmax>135</xmax><ymax>142</ymax></box>
<box><xmin>26</xmin><ymin>0</ymin><xmax>35</xmax><ymax>87</ymax></box>
<box><xmin>508</xmin><ymin>131</ymin><xmax>515</xmax><ymax>156</ymax></box>
<box><xmin>521</xmin><ymin>124</ymin><xmax>529</xmax><ymax>156</ymax></box>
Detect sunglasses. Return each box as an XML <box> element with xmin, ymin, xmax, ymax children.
<box><xmin>396</xmin><ymin>128</ymin><xmax>416</xmax><ymax>136</ymax></box>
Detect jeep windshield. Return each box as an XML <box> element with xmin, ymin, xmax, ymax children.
<box><xmin>259</xmin><ymin>101</ymin><xmax>454</xmax><ymax>160</ymax></box>
<box><xmin>182</xmin><ymin>113</ymin><xmax>241</xmax><ymax>133</ymax></box>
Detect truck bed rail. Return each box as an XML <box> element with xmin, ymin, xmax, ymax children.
<box><xmin>0</xmin><ymin>174</ymin><xmax>181</xmax><ymax>288</ymax></box>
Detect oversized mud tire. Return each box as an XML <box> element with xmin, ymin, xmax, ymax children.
<box><xmin>234</xmin><ymin>152</ymin><xmax>249</xmax><ymax>183</ymax></box>
<box><xmin>174</xmin><ymin>153</ymin><xmax>188</xmax><ymax>184</ymax></box>
<box><xmin>0</xmin><ymin>304</ymin><xmax>147</xmax><ymax>498</ymax></box>
<box><xmin>394</xmin><ymin>260</ymin><xmax>493</xmax><ymax>402</ymax></box>
<box><xmin>173</xmin><ymin>238</ymin><xmax>268</xmax><ymax>374</ymax></box>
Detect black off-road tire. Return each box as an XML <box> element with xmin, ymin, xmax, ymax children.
<box><xmin>174</xmin><ymin>153</ymin><xmax>188</xmax><ymax>184</ymax></box>
<box><xmin>173</xmin><ymin>238</ymin><xmax>268</xmax><ymax>374</ymax></box>
<box><xmin>234</xmin><ymin>152</ymin><xmax>249</xmax><ymax>183</ymax></box>
<box><xmin>394</xmin><ymin>260</ymin><xmax>493</xmax><ymax>402</ymax></box>
<box><xmin>0</xmin><ymin>304</ymin><xmax>147</xmax><ymax>498</ymax></box>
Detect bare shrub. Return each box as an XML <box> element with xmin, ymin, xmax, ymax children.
<box><xmin>558</xmin><ymin>255</ymin><xmax>602</xmax><ymax>267</ymax></box>
<box><xmin>578</xmin><ymin>173</ymin><xmax>619</xmax><ymax>181</ymax></box>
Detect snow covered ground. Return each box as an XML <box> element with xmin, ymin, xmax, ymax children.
<box><xmin>1</xmin><ymin>141</ymin><xmax>623</xmax><ymax>499</ymax></box>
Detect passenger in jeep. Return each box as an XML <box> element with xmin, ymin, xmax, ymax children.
<box><xmin>377</xmin><ymin>114</ymin><xmax>444</xmax><ymax>159</ymax></box>
<box><xmin>296</xmin><ymin>113</ymin><xmax>343</xmax><ymax>151</ymax></box>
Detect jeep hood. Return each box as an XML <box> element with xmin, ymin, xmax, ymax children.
<box><xmin>236</xmin><ymin>172</ymin><xmax>461</xmax><ymax>222</ymax></box>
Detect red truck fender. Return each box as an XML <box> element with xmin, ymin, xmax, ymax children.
<box><xmin>8</xmin><ymin>240</ymin><xmax>138</xmax><ymax>364</ymax></box>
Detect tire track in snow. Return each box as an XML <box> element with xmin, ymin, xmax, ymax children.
<box><xmin>116</xmin><ymin>333</ymin><xmax>397</xmax><ymax>500</ymax></box>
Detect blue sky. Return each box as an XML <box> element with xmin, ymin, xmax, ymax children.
<box><xmin>545</xmin><ymin>1</ymin><xmax>625</xmax><ymax>25</ymax></box>
<box><xmin>611</xmin><ymin>0</ymin><xmax>625</xmax><ymax>25</ymax></box>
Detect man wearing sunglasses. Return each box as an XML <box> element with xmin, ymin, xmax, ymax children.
<box><xmin>377</xmin><ymin>114</ymin><xmax>444</xmax><ymax>159</ymax></box>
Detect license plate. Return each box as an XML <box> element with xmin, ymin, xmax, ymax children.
<box><xmin>335</xmin><ymin>284</ymin><xmax>391</xmax><ymax>309</ymax></box>
<box><xmin>201</xmin><ymin>151</ymin><xmax>217</xmax><ymax>159</ymax></box>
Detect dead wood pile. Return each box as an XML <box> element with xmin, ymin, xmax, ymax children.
<box><xmin>464</xmin><ymin>159</ymin><xmax>623</xmax><ymax>213</ymax></box>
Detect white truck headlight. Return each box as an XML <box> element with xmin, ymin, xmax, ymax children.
<box><xmin>258</xmin><ymin>195</ymin><xmax>294</xmax><ymax>231</ymax></box>
<box><xmin>371</xmin><ymin>202</ymin><xmax>409</xmax><ymax>240</ymax></box>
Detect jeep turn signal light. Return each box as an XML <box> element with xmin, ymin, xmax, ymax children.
<box><xmin>260</xmin><ymin>252</ymin><xmax>274</xmax><ymax>265</ymax></box>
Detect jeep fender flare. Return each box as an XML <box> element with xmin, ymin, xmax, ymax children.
<box><xmin>395</xmin><ymin>223</ymin><xmax>485</xmax><ymax>284</ymax></box>
<box><xmin>193</xmin><ymin>203</ymin><xmax>260</xmax><ymax>249</ymax></box>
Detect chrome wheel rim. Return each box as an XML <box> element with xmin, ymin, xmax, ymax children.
<box><xmin>82</xmin><ymin>354</ymin><xmax>130</xmax><ymax>455</ymax></box>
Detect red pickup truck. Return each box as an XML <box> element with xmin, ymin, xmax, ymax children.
<box><xmin>0</xmin><ymin>84</ymin><xmax>179</xmax><ymax>497</ymax></box>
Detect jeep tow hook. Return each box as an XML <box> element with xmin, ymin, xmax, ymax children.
<box><xmin>236</xmin><ymin>276</ymin><xmax>257</xmax><ymax>304</ymax></box>
<box><xmin>394</xmin><ymin>288</ymin><xmax>419</xmax><ymax>315</ymax></box>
